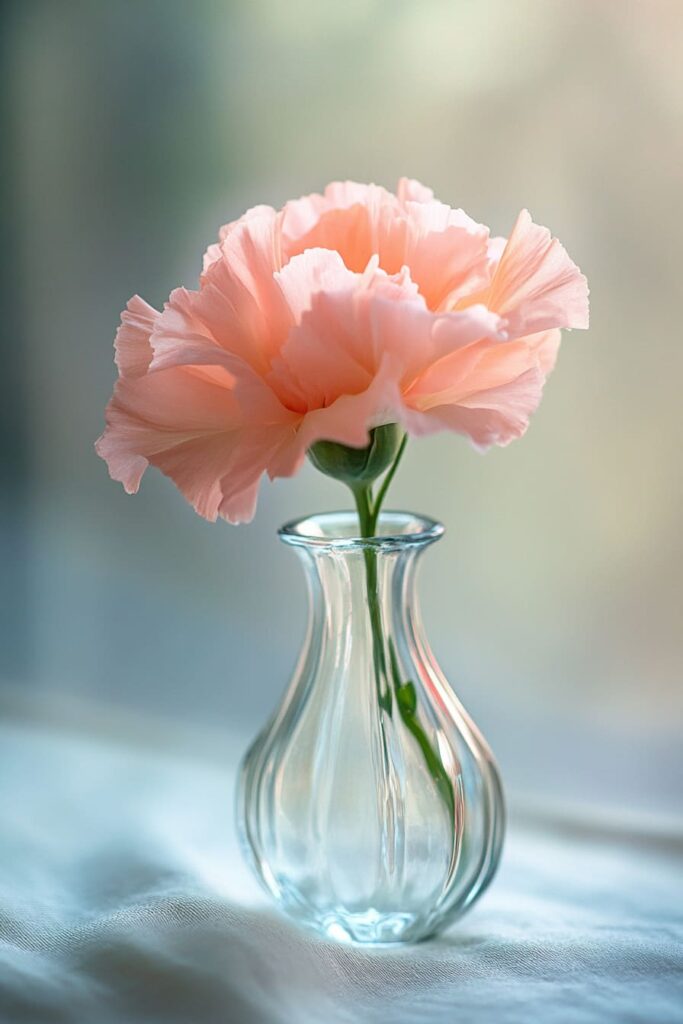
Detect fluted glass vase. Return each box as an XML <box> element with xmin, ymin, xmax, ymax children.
<box><xmin>237</xmin><ymin>511</ymin><xmax>504</xmax><ymax>944</ymax></box>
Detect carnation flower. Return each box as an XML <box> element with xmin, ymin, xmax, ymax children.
<box><xmin>96</xmin><ymin>178</ymin><xmax>588</xmax><ymax>523</ymax></box>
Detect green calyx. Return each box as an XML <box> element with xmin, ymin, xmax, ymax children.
<box><xmin>307</xmin><ymin>423</ymin><xmax>404</xmax><ymax>490</ymax></box>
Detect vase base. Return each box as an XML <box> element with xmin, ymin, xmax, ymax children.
<box><xmin>293</xmin><ymin>906</ymin><xmax>436</xmax><ymax>945</ymax></box>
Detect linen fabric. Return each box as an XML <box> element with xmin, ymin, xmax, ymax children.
<box><xmin>0</xmin><ymin>715</ymin><xmax>680</xmax><ymax>1024</ymax></box>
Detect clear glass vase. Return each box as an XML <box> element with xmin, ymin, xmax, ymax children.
<box><xmin>237</xmin><ymin>511</ymin><xmax>504</xmax><ymax>944</ymax></box>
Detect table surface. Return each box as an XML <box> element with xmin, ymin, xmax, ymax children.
<box><xmin>0</xmin><ymin>713</ymin><xmax>681</xmax><ymax>1024</ymax></box>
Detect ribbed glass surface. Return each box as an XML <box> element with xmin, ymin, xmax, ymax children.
<box><xmin>237</xmin><ymin>512</ymin><xmax>504</xmax><ymax>944</ymax></box>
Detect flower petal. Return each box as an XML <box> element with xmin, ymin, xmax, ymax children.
<box><xmin>201</xmin><ymin>204</ymin><xmax>278</xmax><ymax>275</ymax></box>
<box><xmin>268</xmin><ymin>255</ymin><xmax>421</xmax><ymax>413</ymax></box>
<box><xmin>195</xmin><ymin>207</ymin><xmax>290</xmax><ymax>372</ymax></box>
<box><xmin>390</xmin><ymin>201</ymin><xmax>491</xmax><ymax>310</ymax></box>
<box><xmin>406</xmin><ymin>338</ymin><xmax>538</xmax><ymax>411</ymax></box>
<box><xmin>402</xmin><ymin>367</ymin><xmax>544</xmax><ymax>449</ymax></box>
<box><xmin>482</xmin><ymin>209</ymin><xmax>589</xmax><ymax>336</ymax></box>
<box><xmin>282</xmin><ymin>181</ymin><xmax>406</xmax><ymax>275</ymax></box>
<box><xmin>267</xmin><ymin>358</ymin><xmax>402</xmax><ymax>479</ymax></box>
<box><xmin>370</xmin><ymin>298</ymin><xmax>508</xmax><ymax>387</ymax></box>
<box><xmin>152</xmin><ymin>425</ymin><xmax>288</xmax><ymax>523</ymax></box>
<box><xmin>96</xmin><ymin>364</ymin><xmax>294</xmax><ymax>522</ymax></box>
<box><xmin>149</xmin><ymin>288</ymin><xmax>291</xmax><ymax>426</ymax></box>
<box><xmin>396</xmin><ymin>177</ymin><xmax>435</xmax><ymax>204</ymax></box>
<box><xmin>274</xmin><ymin>248</ymin><xmax>357</xmax><ymax>324</ymax></box>
<box><xmin>282</xmin><ymin>180</ymin><xmax>491</xmax><ymax>311</ymax></box>
<box><xmin>113</xmin><ymin>296</ymin><xmax>159</xmax><ymax>379</ymax></box>
<box><xmin>524</xmin><ymin>328</ymin><xmax>562</xmax><ymax>376</ymax></box>
<box><xmin>96</xmin><ymin>368</ymin><xmax>234</xmax><ymax>494</ymax></box>
<box><xmin>282</xmin><ymin>199</ymin><xmax>374</xmax><ymax>274</ymax></box>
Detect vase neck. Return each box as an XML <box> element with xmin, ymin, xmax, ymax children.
<box><xmin>280</xmin><ymin>510</ymin><xmax>444</xmax><ymax>554</ymax></box>
<box><xmin>280</xmin><ymin>512</ymin><xmax>443</xmax><ymax>601</ymax></box>
<box><xmin>279</xmin><ymin>511</ymin><xmax>443</xmax><ymax>700</ymax></box>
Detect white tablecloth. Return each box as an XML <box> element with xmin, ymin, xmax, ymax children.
<box><xmin>0</xmin><ymin>715</ymin><xmax>681</xmax><ymax>1024</ymax></box>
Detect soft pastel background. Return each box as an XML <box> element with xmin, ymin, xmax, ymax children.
<box><xmin>3</xmin><ymin>0</ymin><xmax>682</xmax><ymax>817</ymax></box>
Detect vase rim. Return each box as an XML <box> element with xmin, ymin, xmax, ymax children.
<box><xmin>279</xmin><ymin>510</ymin><xmax>444</xmax><ymax>551</ymax></box>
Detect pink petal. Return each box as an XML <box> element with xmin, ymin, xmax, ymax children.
<box><xmin>267</xmin><ymin>359</ymin><xmax>402</xmax><ymax>480</ymax></box>
<box><xmin>371</xmin><ymin>299</ymin><xmax>508</xmax><ymax>387</ymax></box>
<box><xmin>268</xmin><ymin>301</ymin><xmax>374</xmax><ymax>414</ymax></box>
<box><xmin>149</xmin><ymin>424</ymin><xmax>289</xmax><ymax>523</ymax></box>
<box><xmin>283</xmin><ymin>202</ymin><xmax>375</xmax><ymax>274</ymax></box>
<box><xmin>407</xmin><ymin>339</ymin><xmax>539</xmax><ymax>411</ymax></box>
<box><xmin>98</xmin><ymin>370</ymin><xmax>211</xmax><ymax>498</ymax></box>
<box><xmin>274</xmin><ymin>248</ymin><xmax>357</xmax><ymax>324</ymax></box>
<box><xmin>218</xmin><ymin>477</ymin><xmax>261</xmax><ymax>524</ymax></box>
<box><xmin>323</xmin><ymin>181</ymin><xmax>391</xmax><ymax>209</ymax></box>
<box><xmin>396</xmin><ymin>177</ymin><xmax>435</xmax><ymax>204</ymax></box>
<box><xmin>201</xmin><ymin>204</ymin><xmax>278</xmax><ymax>275</ymax></box>
<box><xmin>282</xmin><ymin>180</ymin><xmax>492</xmax><ymax>312</ymax></box>
<box><xmin>402</xmin><ymin>367</ymin><xmax>544</xmax><ymax>449</ymax></box>
<box><xmin>269</xmin><ymin>257</ymin><xmax>506</xmax><ymax>425</ymax></box>
<box><xmin>395</xmin><ymin>200</ymin><xmax>491</xmax><ymax>310</ymax></box>
<box><xmin>150</xmin><ymin>287</ymin><xmax>237</xmax><ymax>378</ymax></box>
<box><xmin>95</xmin><ymin>364</ymin><xmax>282</xmax><ymax>521</ymax></box>
<box><xmin>150</xmin><ymin>209</ymin><xmax>292</xmax><ymax>392</ymax></box>
<box><xmin>149</xmin><ymin>289</ymin><xmax>291</xmax><ymax>427</ymax></box>
<box><xmin>524</xmin><ymin>328</ymin><xmax>562</xmax><ymax>376</ymax></box>
<box><xmin>113</xmin><ymin>296</ymin><xmax>159</xmax><ymax>379</ymax></box>
<box><xmin>195</xmin><ymin>207</ymin><xmax>290</xmax><ymax>371</ymax></box>
<box><xmin>484</xmin><ymin>210</ymin><xmax>589</xmax><ymax>337</ymax></box>
<box><xmin>282</xmin><ymin>181</ymin><xmax>402</xmax><ymax>275</ymax></box>
<box><xmin>486</xmin><ymin>235</ymin><xmax>507</xmax><ymax>268</ymax></box>
<box><xmin>268</xmin><ymin>256</ymin><xmax>420</xmax><ymax>413</ymax></box>
<box><xmin>202</xmin><ymin>242</ymin><xmax>222</xmax><ymax>274</ymax></box>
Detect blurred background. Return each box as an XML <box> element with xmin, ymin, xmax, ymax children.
<box><xmin>3</xmin><ymin>0</ymin><xmax>682</xmax><ymax>817</ymax></box>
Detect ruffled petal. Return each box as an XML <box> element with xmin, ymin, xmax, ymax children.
<box><xmin>273</xmin><ymin>248</ymin><xmax>357</xmax><ymax>323</ymax></box>
<box><xmin>269</xmin><ymin>254</ymin><xmax>507</xmax><ymax>426</ymax></box>
<box><xmin>267</xmin><ymin>358</ymin><xmax>402</xmax><ymax>479</ymax></box>
<box><xmin>370</xmin><ymin>298</ymin><xmax>508</xmax><ymax>387</ymax></box>
<box><xmin>151</xmin><ymin>425</ymin><xmax>289</xmax><ymax>523</ymax></box>
<box><xmin>268</xmin><ymin>254</ymin><xmax>420</xmax><ymax>413</ymax></box>
<box><xmin>194</xmin><ymin>207</ymin><xmax>290</xmax><ymax>372</ymax></box>
<box><xmin>402</xmin><ymin>367</ymin><xmax>544</xmax><ymax>449</ymax></box>
<box><xmin>202</xmin><ymin>242</ymin><xmax>222</xmax><ymax>274</ymax></box>
<box><xmin>201</xmin><ymin>204</ymin><xmax>278</xmax><ymax>275</ymax></box>
<box><xmin>96</xmin><ymin>366</ymin><xmax>237</xmax><ymax>492</ymax></box>
<box><xmin>218</xmin><ymin>478</ymin><xmax>261</xmax><ymax>525</ymax></box>
<box><xmin>148</xmin><ymin>288</ymin><xmax>292</xmax><ymax>426</ymax></box>
<box><xmin>486</xmin><ymin>235</ymin><xmax>507</xmax><ymax>269</ymax></box>
<box><xmin>96</xmin><ymin>364</ymin><xmax>292</xmax><ymax>522</ymax></box>
<box><xmin>406</xmin><ymin>338</ymin><xmax>539</xmax><ymax>411</ymax></box>
<box><xmin>282</xmin><ymin>180</ymin><xmax>491</xmax><ymax>311</ymax></box>
<box><xmin>282</xmin><ymin>199</ymin><xmax>374</xmax><ymax>274</ymax></box>
<box><xmin>113</xmin><ymin>296</ymin><xmax>159</xmax><ymax>379</ymax></box>
<box><xmin>396</xmin><ymin>177</ymin><xmax>435</xmax><ymax>204</ymax></box>
<box><xmin>524</xmin><ymin>328</ymin><xmax>562</xmax><ymax>376</ymax></box>
<box><xmin>482</xmin><ymin>210</ymin><xmax>589</xmax><ymax>337</ymax></box>
<box><xmin>99</xmin><ymin>182</ymin><xmax>589</xmax><ymax>525</ymax></box>
<box><xmin>149</xmin><ymin>287</ymin><xmax>236</xmax><ymax>378</ymax></box>
<box><xmin>282</xmin><ymin>181</ymin><xmax>405</xmax><ymax>275</ymax></box>
<box><xmin>392</xmin><ymin>200</ymin><xmax>491</xmax><ymax>310</ymax></box>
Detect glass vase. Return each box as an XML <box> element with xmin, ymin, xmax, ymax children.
<box><xmin>237</xmin><ymin>511</ymin><xmax>504</xmax><ymax>944</ymax></box>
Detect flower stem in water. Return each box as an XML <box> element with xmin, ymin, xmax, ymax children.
<box><xmin>350</xmin><ymin>438</ymin><xmax>455</xmax><ymax>831</ymax></box>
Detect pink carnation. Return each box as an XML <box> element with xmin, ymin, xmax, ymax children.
<box><xmin>96</xmin><ymin>179</ymin><xmax>588</xmax><ymax>523</ymax></box>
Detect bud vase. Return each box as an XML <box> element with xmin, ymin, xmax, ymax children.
<box><xmin>237</xmin><ymin>511</ymin><xmax>505</xmax><ymax>944</ymax></box>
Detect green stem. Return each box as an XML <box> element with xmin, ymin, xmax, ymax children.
<box><xmin>350</xmin><ymin>435</ymin><xmax>455</xmax><ymax>831</ymax></box>
<box><xmin>388</xmin><ymin>640</ymin><xmax>456</xmax><ymax>828</ymax></box>
<box><xmin>370</xmin><ymin>431</ymin><xmax>407</xmax><ymax>523</ymax></box>
<box><xmin>353</xmin><ymin>482</ymin><xmax>392</xmax><ymax>713</ymax></box>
